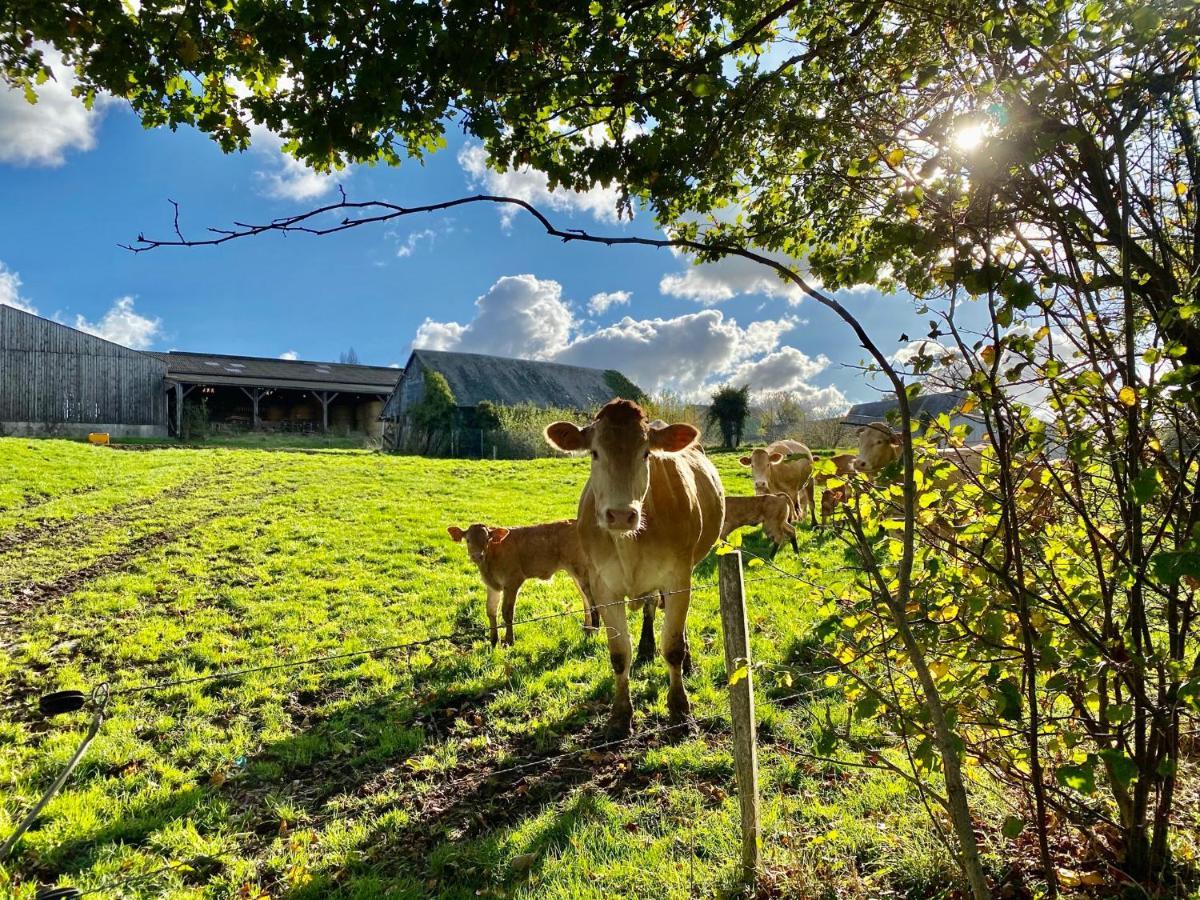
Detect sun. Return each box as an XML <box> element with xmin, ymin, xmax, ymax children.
<box><xmin>952</xmin><ymin>121</ymin><xmax>988</xmax><ymax>151</ymax></box>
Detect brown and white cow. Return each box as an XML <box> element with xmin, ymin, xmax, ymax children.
<box><xmin>447</xmin><ymin>520</ymin><xmax>598</xmax><ymax>647</ymax></box>
<box><xmin>852</xmin><ymin>422</ymin><xmax>985</xmax><ymax>480</ymax></box>
<box><xmin>739</xmin><ymin>440</ymin><xmax>816</xmax><ymax>526</ymax></box>
<box><xmin>722</xmin><ymin>493</ymin><xmax>798</xmax><ymax>555</ymax></box>
<box><xmin>545</xmin><ymin>399</ymin><xmax>724</xmax><ymax>735</ymax></box>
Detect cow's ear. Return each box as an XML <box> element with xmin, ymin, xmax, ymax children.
<box><xmin>447</xmin><ymin>526</ymin><xmax>465</xmax><ymax>542</ymax></box>
<box><xmin>650</xmin><ymin>423</ymin><xmax>699</xmax><ymax>453</ymax></box>
<box><xmin>769</xmin><ymin>452</ymin><xmax>783</xmax><ymax>463</ymax></box>
<box><xmin>545</xmin><ymin>421</ymin><xmax>586</xmax><ymax>452</ymax></box>
<box><xmin>739</xmin><ymin>456</ymin><xmax>752</xmax><ymax>466</ymax></box>
<box><xmin>488</xmin><ymin>527</ymin><xmax>510</xmax><ymax>543</ymax></box>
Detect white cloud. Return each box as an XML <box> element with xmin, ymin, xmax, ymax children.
<box><xmin>0</xmin><ymin>262</ymin><xmax>37</xmax><ymax>314</ymax></box>
<box><xmin>396</xmin><ymin>228</ymin><xmax>437</xmax><ymax>258</ymax></box>
<box><xmin>414</xmin><ymin>274</ymin><xmax>574</xmax><ymax>360</ymax></box>
<box><xmin>0</xmin><ymin>46</ymin><xmax>111</xmax><ymax>166</ymax></box>
<box><xmin>458</xmin><ymin>143</ymin><xmax>623</xmax><ymax>226</ymax></box>
<box><xmin>660</xmin><ymin>249</ymin><xmax>806</xmax><ymax>305</ymax></box>
<box><xmin>388</xmin><ymin>362</ymin><xmax>401</xmax><ymax>368</ymax></box>
<box><xmin>587</xmin><ymin>290</ymin><xmax>632</xmax><ymax>316</ymax></box>
<box><xmin>73</xmin><ymin>297</ymin><xmax>162</xmax><ymax>350</ymax></box>
<box><xmin>412</xmin><ymin>273</ymin><xmax>842</xmax><ymax>403</ymax></box>
<box><xmin>279</xmin><ymin>350</ymin><xmax>299</xmax><ymax>360</ymax></box>
<box><xmin>249</xmin><ymin>123</ymin><xmax>341</xmax><ymax>201</ymax></box>
<box><xmin>725</xmin><ymin>347</ymin><xmax>848</xmax><ymax>414</ymax></box>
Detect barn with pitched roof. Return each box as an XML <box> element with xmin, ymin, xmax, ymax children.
<box><xmin>381</xmin><ymin>349</ymin><xmax>642</xmax><ymax>452</ymax></box>
<box><xmin>382</xmin><ymin>349</ymin><xmax>640</xmax><ymax>420</ymax></box>
<box><xmin>842</xmin><ymin>390</ymin><xmax>983</xmax><ymax>441</ymax></box>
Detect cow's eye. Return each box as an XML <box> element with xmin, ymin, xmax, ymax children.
<box><xmin>643</xmin><ymin>450</ymin><xmax>651</xmax><ymax>460</ymax></box>
<box><xmin>590</xmin><ymin>450</ymin><xmax>599</xmax><ymax>460</ymax></box>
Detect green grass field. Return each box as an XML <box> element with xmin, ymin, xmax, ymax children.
<box><xmin>1</xmin><ymin>438</ymin><xmax>967</xmax><ymax>898</ymax></box>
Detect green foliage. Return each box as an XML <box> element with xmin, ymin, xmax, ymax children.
<box><xmin>472</xmin><ymin>399</ymin><xmax>502</xmax><ymax>431</ymax></box>
<box><xmin>410</xmin><ymin>369</ymin><xmax>457</xmax><ymax>453</ymax></box>
<box><xmin>180</xmin><ymin>398</ymin><xmax>209</xmax><ymax>441</ymax></box>
<box><xmin>602</xmin><ymin>370</ymin><xmax>646</xmax><ymax>404</ymax></box>
<box><xmin>489</xmin><ymin>402</ymin><xmax>589</xmax><ymax>459</ymax></box>
<box><xmin>639</xmin><ymin>391</ymin><xmax>703</xmax><ymax>432</ymax></box>
<box><xmin>706</xmin><ymin>384</ymin><xmax>750</xmax><ymax>449</ymax></box>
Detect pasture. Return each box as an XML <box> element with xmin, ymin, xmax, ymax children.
<box><xmin>2</xmin><ymin>438</ymin><xmax>964</xmax><ymax>898</ymax></box>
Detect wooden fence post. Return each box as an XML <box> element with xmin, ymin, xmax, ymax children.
<box><xmin>718</xmin><ymin>549</ymin><xmax>762</xmax><ymax>887</ymax></box>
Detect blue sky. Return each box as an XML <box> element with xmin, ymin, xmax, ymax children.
<box><xmin>0</xmin><ymin>58</ymin><xmax>939</xmax><ymax>410</ymax></box>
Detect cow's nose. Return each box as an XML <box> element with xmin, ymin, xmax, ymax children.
<box><xmin>754</xmin><ymin>481</ymin><xmax>768</xmax><ymax>493</ymax></box>
<box><xmin>852</xmin><ymin>458</ymin><xmax>867</xmax><ymax>472</ymax></box>
<box><xmin>604</xmin><ymin>507</ymin><xmax>639</xmax><ymax>530</ymax></box>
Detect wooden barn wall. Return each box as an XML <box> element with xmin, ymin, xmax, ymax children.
<box><xmin>0</xmin><ymin>306</ymin><xmax>168</xmax><ymax>427</ymax></box>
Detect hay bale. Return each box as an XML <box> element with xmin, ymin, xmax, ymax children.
<box><xmin>357</xmin><ymin>400</ymin><xmax>384</xmax><ymax>438</ymax></box>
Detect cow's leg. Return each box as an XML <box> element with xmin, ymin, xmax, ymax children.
<box><xmin>636</xmin><ymin>596</ymin><xmax>657</xmax><ymax>665</ymax></box>
<box><xmin>597</xmin><ymin>588</ymin><xmax>633</xmax><ymax>736</ymax></box>
<box><xmin>678</xmin><ymin>591</ymin><xmax>694</xmax><ymax>678</ymax></box>
<box><xmin>501</xmin><ymin>583</ymin><xmax>520</xmax><ymax>646</ymax></box>
<box><xmin>574</xmin><ymin>574</ymin><xmax>599</xmax><ymax>634</ymax></box>
<box><xmin>661</xmin><ymin>582</ymin><xmax>692</xmax><ymax>727</ymax></box>
<box><xmin>486</xmin><ymin>586</ymin><xmax>502</xmax><ymax>648</ymax></box>
<box><xmin>806</xmin><ymin>480</ymin><xmax>817</xmax><ymax>527</ymax></box>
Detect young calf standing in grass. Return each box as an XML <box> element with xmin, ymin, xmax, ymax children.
<box><xmin>721</xmin><ymin>493</ymin><xmax>798</xmax><ymax>555</ymax></box>
<box><xmin>447</xmin><ymin>521</ymin><xmax>598</xmax><ymax>647</ymax></box>
<box><xmin>545</xmin><ymin>399</ymin><xmax>723</xmax><ymax>736</ymax></box>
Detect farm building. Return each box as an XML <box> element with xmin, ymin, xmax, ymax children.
<box><xmin>842</xmin><ymin>389</ymin><xmax>983</xmax><ymax>441</ymax></box>
<box><xmin>381</xmin><ymin>349</ymin><xmax>641</xmax><ymax>451</ymax></box>
<box><xmin>0</xmin><ymin>305</ymin><xmax>401</xmax><ymax>439</ymax></box>
<box><xmin>156</xmin><ymin>351</ymin><xmax>400</xmax><ymax>438</ymax></box>
<box><xmin>0</xmin><ymin>305</ymin><xmax>168</xmax><ymax>437</ymax></box>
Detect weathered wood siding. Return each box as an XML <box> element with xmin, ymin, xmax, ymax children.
<box><xmin>381</xmin><ymin>356</ymin><xmax>426</xmax><ymax>420</ymax></box>
<box><xmin>0</xmin><ymin>306</ymin><xmax>167</xmax><ymax>430</ymax></box>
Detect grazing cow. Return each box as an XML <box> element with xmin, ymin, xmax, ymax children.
<box><xmin>722</xmin><ymin>493</ymin><xmax>798</xmax><ymax>555</ymax></box>
<box><xmin>447</xmin><ymin>520</ymin><xmax>598</xmax><ymax>647</ymax></box>
<box><xmin>545</xmin><ymin>399</ymin><xmax>724</xmax><ymax>735</ymax></box>
<box><xmin>739</xmin><ymin>440</ymin><xmax>816</xmax><ymax>526</ymax></box>
<box><xmin>816</xmin><ymin>453</ymin><xmax>857</xmax><ymax>524</ymax></box>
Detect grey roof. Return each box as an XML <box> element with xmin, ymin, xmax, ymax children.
<box><xmin>843</xmin><ymin>390</ymin><xmax>971</xmax><ymax>426</ymax></box>
<box><xmin>385</xmin><ymin>349</ymin><xmax>634</xmax><ymax>416</ymax></box>
<box><xmin>155</xmin><ymin>351</ymin><xmax>400</xmax><ymax>394</ymax></box>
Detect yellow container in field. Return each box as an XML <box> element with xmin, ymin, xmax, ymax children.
<box><xmin>87</xmin><ymin>433</ymin><xmax>110</xmax><ymax>445</ymax></box>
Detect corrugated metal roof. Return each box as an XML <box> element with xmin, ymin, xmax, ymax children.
<box><xmin>842</xmin><ymin>390</ymin><xmax>971</xmax><ymax>425</ymax></box>
<box><xmin>156</xmin><ymin>351</ymin><xmax>401</xmax><ymax>392</ymax></box>
<box><xmin>382</xmin><ymin>349</ymin><xmax>633</xmax><ymax>417</ymax></box>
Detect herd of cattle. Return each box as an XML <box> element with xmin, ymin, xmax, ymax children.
<box><xmin>446</xmin><ymin>398</ymin><xmax>1003</xmax><ymax>736</ymax></box>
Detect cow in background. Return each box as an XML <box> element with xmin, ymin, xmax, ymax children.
<box><xmin>740</xmin><ymin>440</ymin><xmax>816</xmax><ymax>526</ymax></box>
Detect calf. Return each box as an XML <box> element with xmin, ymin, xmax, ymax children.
<box><xmin>740</xmin><ymin>440</ymin><xmax>816</xmax><ymax>526</ymax></box>
<box><xmin>722</xmin><ymin>493</ymin><xmax>798</xmax><ymax>555</ymax></box>
<box><xmin>816</xmin><ymin>453</ymin><xmax>857</xmax><ymax>524</ymax></box>
<box><xmin>545</xmin><ymin>400</ymin><xmax>723</xmax><ymax>735</ymax></box>
<box><xmin>447</xmin><ymin>520</ymin><xmax>598</xmax><ymax>647</ymax></box>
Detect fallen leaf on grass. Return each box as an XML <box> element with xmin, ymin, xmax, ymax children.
<box><xmin>510</xmin><ymin>852</ymin><xmax>537</xmax><ymax>873</ymax></box>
